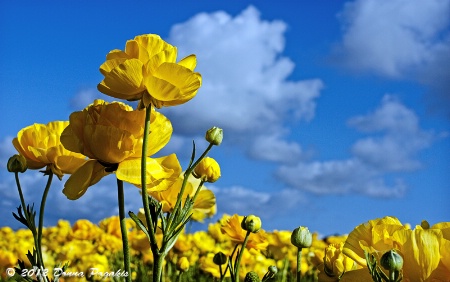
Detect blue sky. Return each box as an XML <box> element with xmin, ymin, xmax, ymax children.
<box><xmin>1</xmin><ymin>0</ymin><xmax>449</xmax><ymax>236</ymax></box>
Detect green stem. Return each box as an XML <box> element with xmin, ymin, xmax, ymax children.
<box><xmin>191</xmin><ymin>180</ymin><xmax>205</xmax><ymax>203</ymax></box>
<box><xmin>153</xmin><ymin>253</ymin><xmax>165</xmax><ymax>282</ymax></box>
<box><xmin>234</xmin><ymin>231</ymin><xmax>251</xmax><ymax>282</ymax></box>
<box><xmin>296</xmin><ymin>248</ymin><xmax>302</xmax><ymax>282</ymax></box>
<box><xmin>141</xmin><ymin>106</ymin><xmax>159</xmax><ymax>249</ymax></box>
<box><xmin>37</xmin><ymin>172</ymin><xmax>53</xmax><ymax>271</ymax></box>
<box><xmin>168</xmin><ymin>143</ymin><xmax>213</xmax><ymax>229</ymax></box>
<box><xmin>14</xmin><ymin>172</ymin><xmax>49</xmax><ymax>282</ymax></box>
<box><xmin>14</xmin><ymin>172</ymin><xmax>27</xmax><ymax>215</ymax></box>
<box><xmin>117</xmin><ymin>179</ymin><xmax>131</xmax><ymax>282</ymax></box>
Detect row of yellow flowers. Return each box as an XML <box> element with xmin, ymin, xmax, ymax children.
<box><xmin>1</xmin><ymin>214</ymin><xmax>449</xmax><ymax>281</ymax></box>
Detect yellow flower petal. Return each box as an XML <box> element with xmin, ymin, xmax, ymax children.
<box><xmin>63</xmin><ymin>160</ymin><xmax>111</xmax><ymax>200</ymax></box>
<box><xmin>116</xmin><ymin>154</ymin><xmax>181</xmax><ymax>191</ymax></box>
<box><xmin>401</xmin><ymin>228</ymin><xmax>441</xmax><ymax>280</ymax></box>
<box><xmin>178</xmin><ymin>54</ymin><xmax>197</xmax><ymax>71</ymax></box>
<box><xmin>99</xmin><ymin>59</ymin><xmax>146</xmax><ymax>100</ymax></box>
<box><xmin>145</xmin><ymin>63</ymin><xmax>201</xmax><ymax>106</ymax></box>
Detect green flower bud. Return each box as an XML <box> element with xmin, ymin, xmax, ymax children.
<box><xmin>7</xmin><ymin>154</ymin><xmax>27</xmax><ymax>173</ymax></box>
<box><xmin>244</xmin><ymin>271</ymin><xmax>260</xmax><ymax>282</ymax></box>
<box><xmin>205</xmin><ymin>126</ymin><xmax>223</xmax><ymax>146</ymax></box>
<box><xmin>380</xmin><ymin>250</ymin><xmax>403</xmax><ymax>272</ymax></box>
<box><xmin>241</xmin><ymin>215</ymin><xmax>262</xmax><ymax>233</ymax></box>
<box><xmin>291</xmin><ymin>226</ymin><xmax>312</xmax><ymax>249</ymax></box>
<box><xmin>213</xmin><ymin>252</ymin><xmax>227</xmax><ymax>265</ymax></box>
<box><xmin>268</xmin><ymin>265</ymin><xmax>278</xmax><ymax>275</ymax></box>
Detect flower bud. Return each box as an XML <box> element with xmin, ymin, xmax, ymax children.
<box><xmin>244</xmin><ymin>271</ymin><xmax>261</xmax><ymax>282</ymax></box>
<box><xmin>7</xmin><ymin>154</ymin><xmax>28</xmax><ymax>173</ymax></box>
<box><xmin>205</xmin><ymin>126</ymin><xmax>223</xmax><ymax>146</ymax></box>
<box><xmin>193</xmin><ymin>157</ymin><xmax>221</xmax><ymax>183</ymax></box>
<box><xmin>291</xmin><ymin>226</ymin><xmax>312</xmax><ymax>249</ymax></box>
<box><xmin>176</xmin><ymin>257</ymin><xmax>190</xmax><ymax>272</ymax></box>
<box><xmin>266</xmin><ymin>265</ymin><xmax>278</xmax><ymax>278</ymax></box>
<box><xmin>213</xmin><ymin>252</ymin><xmax>227</xmax><ymax>265</ymax></box>
<box><xmin>241</xmin><ymin>215</ymin><xmax>262</xmax><ymax>233</ymax></box>
<box><xmin>380</xmin><ymin>250</ymin><xmax>403</xmax><ymax>272</ymax></box>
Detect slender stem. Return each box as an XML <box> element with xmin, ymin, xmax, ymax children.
<box><xmin>37</xmin><ymin>172</ymin><xmax>53</xmax><ymax>271</ymax></box>
<box><xmin>234</xmin><ymin>231</ymin><xmax>251</xmax><ymax>282</ymax></box>
<box><xmin>117</xmin><ymin>178</ymin><xmax>131</xmax><ymax>282</ymax></box>
<box><xmin>296</xmin><ymin>248</ymin><xmax>302</xmax><ymax>282</ymax></box>
<box><xmin>191</xmin><ymin>180</ymin><xmax>205</xmax><ymax>203</ymax></box>
<box><xmin>168</xmin><ymin>143</ymin><xmax>213</xmax><ymax>229</ymax></box>
<box><xmin>141</xmin><ymin>106</ymin><xmax>158</xmax><ymax>246</ymax></box>
<box><xmin>14</xmin><ymin>172</ymin><xmax>27</xmax><ymax>215</ymax></box>
<box><xmin>14</xmin><ymin>172</ymin><xmax>48</xmax><ymax>282</ymax></box>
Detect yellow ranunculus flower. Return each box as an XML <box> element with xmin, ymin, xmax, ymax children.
<box><xmin>61</xmin><ymin>99</ymin><xmax>181</xmax><ymax>200</ymax></box>
<box><xmin>342</xmin><ymin>216</ymin><xmax>407</xmax><ymax>266</ymax></box>
<box><xmin>98</xmin><ymin>34</ymin><xmax>202</xmax><ymax>108</ymax></box>
<box><xmin>342</xmin><ymin>217</ymin><xmax>450</xmax><ymax>282</ymax></box>
<box><xmin>12</xmin><ymin>121</ymin><xmax>87</xmax><ymax>179</ymax></box>
<box><xmin>149</xmin><ymin>174</ymin><xmax>216</xmax><ymax>222</ymax></box>
<box><xmin>193</xmin><ymin>157</ymin><xmax>221</xmax><ymax>183</ymax></box>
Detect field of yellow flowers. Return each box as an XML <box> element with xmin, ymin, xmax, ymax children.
<box><xmin>1</xmin><ymin>214</ymin><xmax>450</xmax><ymax>281</ymax></box>
<box><xmin>3</xmin><ymin>33</ymin><xmax>450</xmax><ymax>282</ymax></box>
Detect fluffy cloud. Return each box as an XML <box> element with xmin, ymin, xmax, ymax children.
<box><xmin>276</xmin><ymin>95</ymin><xmax>434</xmax><ymax>197</ymax></box>
<box><xmin>210</xmin><ymin>184</ymin><xmax>307</xmax><ymax>228</ymax></box>
<box><xmin>163</xmin><ymin>6</ymin><xmax>323</xmax><ymax>164</ymax></box>
<box><xmin>334</xmin><ymin>0</ymin><xmax>450</xmax><ymax>116</ymax></box>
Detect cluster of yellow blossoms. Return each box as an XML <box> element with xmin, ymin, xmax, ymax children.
<box><xmin>2</xmin><ymin>215</ymin><xmax>448</xmax><ymax>281</ymax></box>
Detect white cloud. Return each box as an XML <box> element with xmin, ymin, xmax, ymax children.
<box><xmin>210</xmin><ymin>185</ymin><xmax>307</xmax><ymax>225</ymax></box>
<box><xmin>276</xmin><ymin>95</ymin><xmax>434</xmax><ymax>197</ymax></box>
<box><xmin>334</xmin><ymin>0</ymin><xmax>450</xmax><ymax>117</ymax></box>
<box><xmin>162</xmin><ymin>6</ymin><xmax>323</xmax><ymax>164</ymax></box>
<box><xmin>335</xmin><ymin>0</ymin><xmax>450</xmax><ymax>77</ymax></box>
<box><xmin>349</xmin><ymin>95</ymin><xmax>434</xmax><ymax>171</ymax></box>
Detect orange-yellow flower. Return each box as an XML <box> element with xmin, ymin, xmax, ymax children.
<box><xmin>61</xmin><ymin>99</ymin><xmax>181</xmax><ymax>200</ymax></box>
<box><xmin>148</xmin><ymin>174</ymin><xmax>216</xmax><ymax>222</ymax></box>
<box><xmin>98</xmin><ymin>34</ymin><xmax>202</xmax><ymax>108</ymax></box>
<box><xmin>12</xmin><ymin>121</ymin><xmax>87</xmax><ymax>179</ymax></box>
<box><xmin>220</xmin><ymin>214</ymin><xmax>268</xmax><ymax>250</ymax></box>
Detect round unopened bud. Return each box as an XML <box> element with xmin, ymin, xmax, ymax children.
<box><xmin>380</xmin><ymin>250</ymin><xmax>403</xmax><ymax>272</ymax></box>
<box><xmin>176</xmin><ymin>257</ymin><xmax>190</xmax><ymax>272</ymax></box>
<box><xmin>241</xmin><ymin>215</ymin><xmax>262</xmax><ymax>233</ymax></box>
<box><xmin>244</xmin><ymin>271</ymin><xmax>261</xmax><ymax>282</ymax></box>
<box><xmin>205</xmin><ymin>126</ymin><xmax>223</xmax><ymax>146</ymax></box>
<box><xmin>291</xmin><ymin>226</ymin><xmax>312</xmax><ymax>249</ymax></box>
<box><xmin>7</xmin><ymin>154</ymin><xmax>28</xmax><ymax>173</ymax></box>
<box><xmin>268</xmin><ymin>265</ymin><xmax>278</xmax><ymax>277</ymax></box>
<box><xmin>193</xmin><ymin>157</ymin><xmax>221</xmax><ymax>183</ymax></box>
<box><xmin>213</xmin><ymin>252</ymin><xmax>227</xmax><ymax>265</ymax></box>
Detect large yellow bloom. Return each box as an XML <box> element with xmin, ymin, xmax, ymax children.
<box><xmin>342</xmin><ymin>217</ymin><xmax>450</xmax><ymax>282</ymax></box>
<box><xmin>342</xmin><ymin>216</ymin><xmax>407</xmax><ymax>266</ymax></box>
<box><xmin>148</xmin><ymin>174</ymin><xmax>216</xmax><ymax>222</ymax></box>
<box><xmin>61</xmin><ymin>99</ymin><xmax>181</xmax><ymax>200</ymax></box>
<box><xmin>98</xmin><ymin>34</ymin><xmax>202</xmax><ymax>108</ymax></box>
<box><xmin>12</xmin><ymin>121</ymin><xmax>87</xmax><ymax>179</ymax></box>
